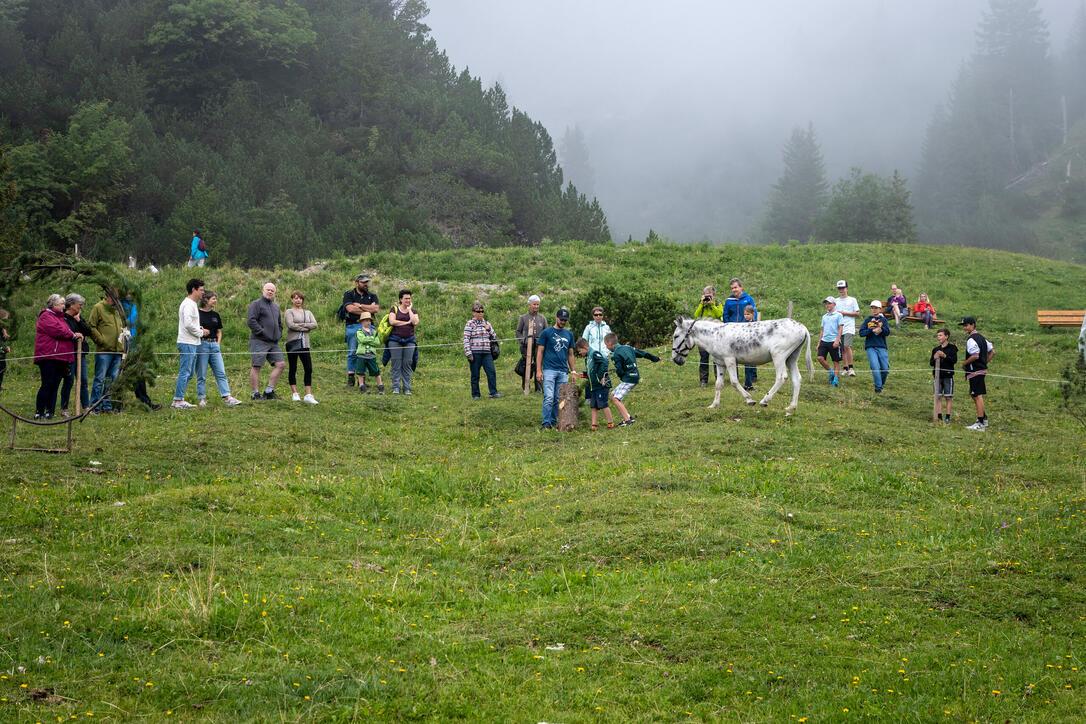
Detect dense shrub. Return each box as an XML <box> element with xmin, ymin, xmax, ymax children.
<box><xmin>569</xmin><ymin>285</ymin><xmax>679</xmax><ymax>349</ymax></box>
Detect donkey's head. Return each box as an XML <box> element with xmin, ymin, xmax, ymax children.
<box><xmin>671</xmin><ymin>315</ymin><xmax>697</xmax><ymax>365</ymax></box>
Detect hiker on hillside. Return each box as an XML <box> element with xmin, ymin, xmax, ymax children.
<box><xmin>188</xmin><ymin>231</ymin><xmax>208</xmax><ymax>268</ymax></box>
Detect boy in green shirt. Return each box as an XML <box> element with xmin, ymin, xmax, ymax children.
<box><xmin>575</xmin><ymin>337</ymin><xmax>614</xmax><ymax>430</ymax></box>
<box><xmin>354</xmin><ymin>312</ymin><xmax>384</xmax><ymax>393</ymax></box>
<box><xmin>604</xmin><ymin>332</ymin><xmax>659</xmax><ymax>426</ymax></box>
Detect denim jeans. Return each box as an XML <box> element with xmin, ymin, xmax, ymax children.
<box><xmin>174</xmin><ymin>343</ymin><xmax>199</xmax><ymax>400</ymax></box>
<box><xmin>345</xmin><ymin>323</ymin><xmax>361</xmax><ymax>372</ymax></box>
<box><xmin>744</xmin><ymin>365</ymin><xmax>758</xmax><ymax>388</ymax></box>
<box><xmin>91</xmin><ymin>353</ymin><xmax>122</xmax><ymax>410</ymax></box>
<box><xmin>541</xmin><ymin>368</ymin><xmax>569</xmax><ymax>426</ymax></box>
<box><xmin>468</xmin><ymin>351</ymin><xmax>497</xmax><ymax>397</ymax></box>
<box><xmin>865</xmin><ymin>347</ymin><xmax>889</xmax><ymax>391</ymax></box>
<box><xmin>61</xmin><ymin>352</ymin><xmax>89</xmax><ymax>411</ymax></box>
<box><xmin>196</xmin><ymin>340</ymin><xmax>231</xmax><ymax>398</ymax></box>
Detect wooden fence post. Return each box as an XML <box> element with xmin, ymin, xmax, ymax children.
<box><xmin>74</xmin><ymin>347</ymin><xmax>82</xmax><ymax>416</ymax></box>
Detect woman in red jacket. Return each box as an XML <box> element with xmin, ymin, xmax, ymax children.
<box><xmin>913</xmin><ymin>292</ymin><xmax>936</xmax><ymax>329</ymax></box>
<box><xmin>33</xmin><ymin>293</ymin><xmax>83</xmax><ymax>419</ymax></box>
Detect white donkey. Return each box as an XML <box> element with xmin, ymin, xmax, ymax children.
<box><xmin>671</xmin><ymin>315</ymin><xmax>813</xmax><ymax>411</ymax></box>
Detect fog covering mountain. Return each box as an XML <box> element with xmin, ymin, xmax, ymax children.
<box><xmin>427</xmin><ymin>0</ymin><xmax>1080</xmax><ymax>244</ymax></box>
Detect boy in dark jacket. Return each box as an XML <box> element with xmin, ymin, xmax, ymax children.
<box><xmin>604</xmin><ymin>332</ymin><xmax>659</xmax><ymax>426</ymax></box>
<box><xmin>929</xmin><ymin>328</ymin><xmax>958</xmax><ymax>424</ymax></box>
<box><xmin>575</xmin><ymin>337</ymin><xmax>614</xmax><ymax>430</ymax></box>
<box><xmin>858</xmin><ymin>300</ymin><xmax>891</xmax><ymax>393</ymax></box>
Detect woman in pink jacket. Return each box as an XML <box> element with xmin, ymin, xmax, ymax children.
<box><xmin>33</xmin><ymin>293</ymin><xmax>83</xmax><ymax>419</ymax></box>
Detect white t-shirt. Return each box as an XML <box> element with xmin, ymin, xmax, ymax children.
<box><xmin>177</xmin><ymin>297</ymin><xmax>202</xmax><ymax>345</ymax></box>
<box><xmin>965</xmin><ymin>336</ymin><xmax>994</xmax><ymax>357</ymax></box>
<box><xmin>835</xmin><ymin>295</ymin><xmax>860</xmax><ymax>334</ymax></box>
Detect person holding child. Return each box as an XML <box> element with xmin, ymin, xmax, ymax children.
<box><xmin>575</xmin><ymin>337</ymin><xmax>614</xmax><ymax>430</ymax></box>
<box><xmin>604</xmin><ymin>332</ymin><xmax>659</xmax><ymax>426</ymax></box>
<box><xmin>354</xmin><ymin>312</ymin><xmax>384</xmax><ymax>393</ymax></box>
<box><xmin>930</xmin><ymin>328</ymin><xmax>958</xmax><ymax>424</ymax></box>
<box><xmin>858</xmin><ymin>300</ymin><xmax>891</xmax><ymax>393</ymax></box>
<box><xmin>462</xmin><ymin>301</ymin><xmax>503</xmax><ymax>400</ymax></box>
<box><xmin>913</xmin><ymin>292</ymin><xmax>936</xmax><ymax>329</ymax></box>
<box><xmin>816</xmin><ymin>296</ymin><xmax>843</xmax><ymax>386</ymax></box>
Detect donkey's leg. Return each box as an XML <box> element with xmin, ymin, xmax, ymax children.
<box><xmin>759</xmin><ymin>354</ymin><xmax>789</xmax><ymax>406</ymax></box>
<box><xmin>709</xmin><ymin>361</ymin><xmax>725</xmax><ymax>408</ymax></box>
<box><xmin>785</xmin><ymin>354</ymin><xmax>802</xmax><ymax>411</ymax></box>
<box><xmin>724</xmin><ymin>358</ymin><xmax>754</xmax><ymax>405</ymax></box>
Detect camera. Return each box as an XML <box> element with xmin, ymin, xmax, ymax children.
<box><xmin>703</xmin><ymin>295</ymin><xmax>712</xmax><ymax>303</ymax></box>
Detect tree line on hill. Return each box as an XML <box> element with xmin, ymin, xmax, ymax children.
<box><xmin>0</xmin><ymin>0</ymin><xmax>610</xmax><ymax>266</ymax></box>
<box><xmin>757</xmin><ymin>0</ymin><xmax>1086</xmax><ymax>257</ymax></box>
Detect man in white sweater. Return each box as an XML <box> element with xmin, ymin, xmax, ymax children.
<box><xmin>173</xmin><ymin>278</ymin><xmax>208</xmax><ymax>408</ymax></box>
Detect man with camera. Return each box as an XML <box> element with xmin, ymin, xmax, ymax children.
<box><xmin>693</xmin><ymin>285</ymin><xmax>723</xmax><ymax>386</ymax></box>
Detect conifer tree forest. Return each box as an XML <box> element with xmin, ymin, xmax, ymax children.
<box><xmin>0</xmin><ymin>0</ymin><xmax>610</xmax><ymax>265</ymax></box>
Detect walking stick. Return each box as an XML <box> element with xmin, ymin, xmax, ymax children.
<box><xmin>523</xmin><ymin>320</ymin><xmax>534</xmax><ymax>395</ymax></box>
<box><xmin>932</xmin><ymin>357</ymin><xmax>940</xmax><ymax>423</ymax></box>
<box><xmin>74</xmin><ymin>347</ymin><xmax>82</xmax><ymax>416</ymax></box>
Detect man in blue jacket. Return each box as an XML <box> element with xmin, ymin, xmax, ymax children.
<box><xmin>723</xmin><ymin>278</ymin><xmax>758</xmax><ymax>390</ymax></box>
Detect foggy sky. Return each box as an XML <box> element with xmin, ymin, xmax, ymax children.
<box><xmin>425</xmin><ymin>0</ymin><xmax>1079</xmax><ymax>242</ymax></box>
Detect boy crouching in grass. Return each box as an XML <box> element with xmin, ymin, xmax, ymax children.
<box><xmin>604</xmin><ymin>332</ymin><xmax>659</xmax><ymax>426</ymax></box>
<box><xmin>575</xmin><ymin>337</ymin><xmax>614</xmax><ymax>430</ymax></box>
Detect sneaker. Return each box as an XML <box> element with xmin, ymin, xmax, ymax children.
<box><xmin>171</xmin><ymin>400</ymin><xmax>194</xmax><ymax>409</ymax></box>
<box><xmin>874</xmin><ymin>388</ymin><xmax>882</xmax><ymax>394</ymax></box>
<box><xmin>943</xmin><ymin>416</ymin><xmax>950</xmax><ymax>425</ymax></box>
<box><xmin>618</xmin><ymin>418</ymin><xmax>637</xmax><ymax>426</ymax></box>
<box><xmin>251</xmin><ymin>391</ymin><xmax>262</xmax><ymax>401</ymax></box>
<box><xmin>541</xmin><ymin>423</ymin><xmax>553</xmax><ymax>430</ymax></box>
<box><xmin>263</xmin><ymin>390</ymin><xmax>280</xmax><ymax>401</ymax></box>
<box><xmin>472</xmin><ymin>395</ymin><xmax>481</xmax><ymax>400</ymax></box>
<box><xmin>966</xmin><ymin>421</ymin><xmax>985</xmax><ymax>431</ymax></box>
<box><xmin>936</xmin><ymin>414</ymin><xmax>943</xmax><ymax>422</ymax></box>
<box><xmin>831</xmin><ymin>374</ymin><xmax>838</xmax><ymax>387</ymax></box>
<box><xmin>391</xmin><ymin>389</ymin><xmax>399</xmax><ymax>394</ymax></box>
<box><xmin>489</xmin><ymin>393</ymin><xmax>504</xmax><ymax>399</ymax></box>
<box><xmin>607</xmin><ymin>422</ymin><xmax>615</xmax><ymax>428</ymax></box>
<box><xmin>700</xmin><ymin>381</ymin><xmax>707</xmax><ymax>387</ymax></box>
<box><xmin>224</xmin><ymin>396</ymin><xmax>242</xmax><ymax>406</ymax></box>
<box><xmin>377</xmin><ymin>385</ymin><xmax>385</xmax><ymax>395</ymax></box>
<box><xmin>303</xmin><ymin>394</ymin><xmax>318</xmax><ymax>405</ymax></box>
<box><xmin>33</xmin><ymin>413</ymin><xmax>42</xmax><ymax>420</ymax></box>
<box><xmin>198</xmin><ymin>398</ymin><xmax>207</xmax><ymax>407</ymax></box>
<box><xmin>404</xmin><ymin>390</ymin><xmax>412</xmax><ymax>396</ymax></box>
<box><xmin>848</xmin><ymin>368</ymin><xmax>856</xmax><ymax>377</ymax></box>
<box><xmin>44</xmin><ymin>412</ymin><xmax>53</xmax><ymax>420</ymax></box>
<box><xmin>360</xmin><ymin>384</ymin><xmax>369</xmax><ymax>394</ymax></box>
<box><xmin>590</xmin><ymin>424</ymin><xmax>599</xmax><ymax>431</ymax></box>
<box><xmin>291</xmin><ymin>392</ymin><xmax>301</xmax><ymax>402</ymax></box>
<box><xmin>147</xmin><ymin>402</ymin><xmax>163</xmax><ymax>411</ymax></box>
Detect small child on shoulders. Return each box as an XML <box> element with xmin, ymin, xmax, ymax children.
<box><xmin>354</xmin><ymin>312</ymin><xmax>384</xmax><ymax>394</ymax></box>
<box><xmin>575</xmin><ymin>337</ymin><xmax>613</xmax><ymax>430</ymax></box>
<box><xmin>929</xmin><ymin>327</ymin><xmax>957</xmax><ymax>424</ymax></box>
<box><xmin>604</xmin><ymin>332</ymin><xmax>659</xmax><ymax>426</ymax></box>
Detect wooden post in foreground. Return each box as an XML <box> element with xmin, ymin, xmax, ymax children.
<box><xmin>932</xmin><ymin>357</ymin><xmax>941</xmax><ymax>423</ymax></box>
<box><xmin>523</xmin><ymin>320</ymin><xmax>534</xmax><ymax>395</ymax></box>
<box><xmin>74</xmin><ymin>347</ymin><xmax>82</xmax><ymax>416</ymax></box>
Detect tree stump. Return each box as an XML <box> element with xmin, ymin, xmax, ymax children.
<box><xmin>556</xmin><ymin>382</ymin><xmax>581</xmax><ymax>431</ymax></box>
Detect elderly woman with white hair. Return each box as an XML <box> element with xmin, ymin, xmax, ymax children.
<box><xmin>59</xmin><ymin>293</ymin><xmax>92</xmax><ymax>416</ymax></box>
<box><xmin>33</xmin><ymin>293</ymin><xmax>83</xmax><ymax>419</ymax></box>
<box><xmin>515</xmin><ymin>294</ymin><xmax>547</xmax><ymax>392</ymax></box>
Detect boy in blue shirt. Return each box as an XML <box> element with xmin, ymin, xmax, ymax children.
<box><xmin>535</xmin><ymin>308</ymin><xmax>576</xmax><ymax>430</ymax></box>
<box><xmin>575</xmin><ymin>337</ymin><xmax>614</xmax><ymax>430</ymax></box>
<box><xmin>816</xmin><ymin>296</ymin><xmax>843</xmax><ymax>386</ymax></box>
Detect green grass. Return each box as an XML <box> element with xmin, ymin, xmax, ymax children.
<box><xmin>1</xmin><ymin>243</ymin><xmax>1084</xmax><ymax>721</ymax></box>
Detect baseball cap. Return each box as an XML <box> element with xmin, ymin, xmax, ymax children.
<box><xmin>355</xmin><ymin>273</ymin><xmax>371</xmax><ymax>282</ymax></box>
<box><xmin>869</xmin><ymin>300</ymin><xmax>883</xmax><ymax>308</ymax></box>
<box><xmin>836</xmin><ymin>280</ymin><xmax>847</xmax><ymax>288</ymax></box>
<box><xmin>823</xmin><ymin>296</ymin><xmax>836</xmax><ymax>304</ymax></box>
<box><xmin>556</xmin><ymin>307</ymin><xmax>570</xmax><ymax>321</ymax></box>
<box><xmin>959</xmin><ymin>316</ymin><xmax>976</xmax><ymax>326</ymax></box>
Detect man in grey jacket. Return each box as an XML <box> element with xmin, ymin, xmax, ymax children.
<box><xmin>247</xmin><ymin>282</ymin><xmax>286</xmax><ymax>400</ymax></box>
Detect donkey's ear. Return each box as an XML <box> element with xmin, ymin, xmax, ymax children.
<box><xmin>674</xmin><ymin>314</ymin><xmax>686</xmax><ymax>325</ymax></box>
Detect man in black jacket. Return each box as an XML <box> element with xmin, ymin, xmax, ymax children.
<box><xmin>339</xmin><ymin>273</ymin><xmax>380</xmax><ymax>386</ymax></box>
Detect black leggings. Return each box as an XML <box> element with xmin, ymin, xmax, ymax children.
<box><xmin>35</xmin><ymin>360</ymin><xmax>68</xmax><ymax>416</ymax></box>
<box><xmin>288</xmin><ymin>349</ymin><xmax>312</xmax><ymax>387</ymax></box>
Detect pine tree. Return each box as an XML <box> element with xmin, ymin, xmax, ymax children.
<box><xmin>760</xmin><ymin>123</ymin><xmax>828</xmax><ymax>243</ymax></box>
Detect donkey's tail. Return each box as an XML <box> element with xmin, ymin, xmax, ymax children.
<box><xmin>804</xmin><ymin>327</ymin><xmax>814</xmax><ymax>381</ymax></box>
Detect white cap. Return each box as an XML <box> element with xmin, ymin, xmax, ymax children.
<box><xmin>823</xmin><ymin>296</ymin><xmax>836</xmax><ymax>304</ymax></box>
<box><xmin>836</xmin><ymin>280</ymin><xmax>847</xmax><ymax>288</ymax></box>
<box><xmin>528</xmin><ymin>295</ymin><xmax>541</xmax><ymax>303</ymax></box>
<box><xmin>869</xmin><ymin>300</ymin><xmax>883</xmax><ymax>308</ymax></box>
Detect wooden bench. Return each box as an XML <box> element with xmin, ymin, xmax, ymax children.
<box><xmin>901</xmin><ymin>311</ymin><xmax>943</xmax><ymax>326</ymax></box>
<box><xmin>1037</xmin><ymin>310</ymin><xmax>1085</xmax><ymax>328</ymax></box>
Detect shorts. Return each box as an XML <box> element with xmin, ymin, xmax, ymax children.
<box><xmin>968</xmin><ymin>374</ymin><xmax>986</xmax><ymax>397</ymax></box>
<box><xmin>587</xmin><ymin>386</ymin><xmax>609</xmax><ymax>409</ymax></box>
<box><xmin>249</xmin><ymin>339</ymin><xmax>284</xmax><ymax>367</ymax></box>
<box><xmin>611</xmin><ymin>381</ymin><xmax>636</xmax><ymax>401</ymax></box>
<box><xmin>934</xmin><ymin>377</ymin><xmax>954</xmax><ymax>397</ymax></box>
<box><xmin>354</xmin><ymin>357</ymin><xmax>380</xmax><ymax>377</ymax></box>
<box><xmin>816</xmin><ymin>340</ymin><xmax>842</xmax><ymax>362</ymax></box>
<box><xmin>841</xmin><ymin>332</ymin><xmax>854</xmax><ymax>348</ymax></box>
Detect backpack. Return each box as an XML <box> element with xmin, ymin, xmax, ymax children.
<box><xmin>376</xmin><ymin>312</ymin><xmax>393</xmax><ymax>344</ymax></box>
<box><xmin>196</xmin><ymin>236</ymin><xmax>207</xmax><ymax>252</ymax></box>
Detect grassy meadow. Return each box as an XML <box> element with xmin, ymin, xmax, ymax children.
<box><xmin>1</xmin><ymin>242</ymin><xmax>1084</xmax><ymax>722</ymax></box>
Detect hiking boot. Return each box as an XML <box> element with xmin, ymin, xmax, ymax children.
<box><xmin>263</xmin><ymin>390</ymin><xmax>280</xmax><ymax>401</ymax></box>
<box><xmin>347</xmin><ymin>372</ymin><xmax>355</xmax><ymax>387</ymax></box>
<box><xmin>251</xmin><ymin>391</ymin><xmax>262</xmax><ymax>401</ymax></box>
<box><xmin>377</xmin><ymin>385</ymin><xmax>385</xmax><ymax>395</ymax></box>
<box><xmin>360</xmin><ymin>383</ymin><xmax>369</xmax><ymax>394</ymax></box>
